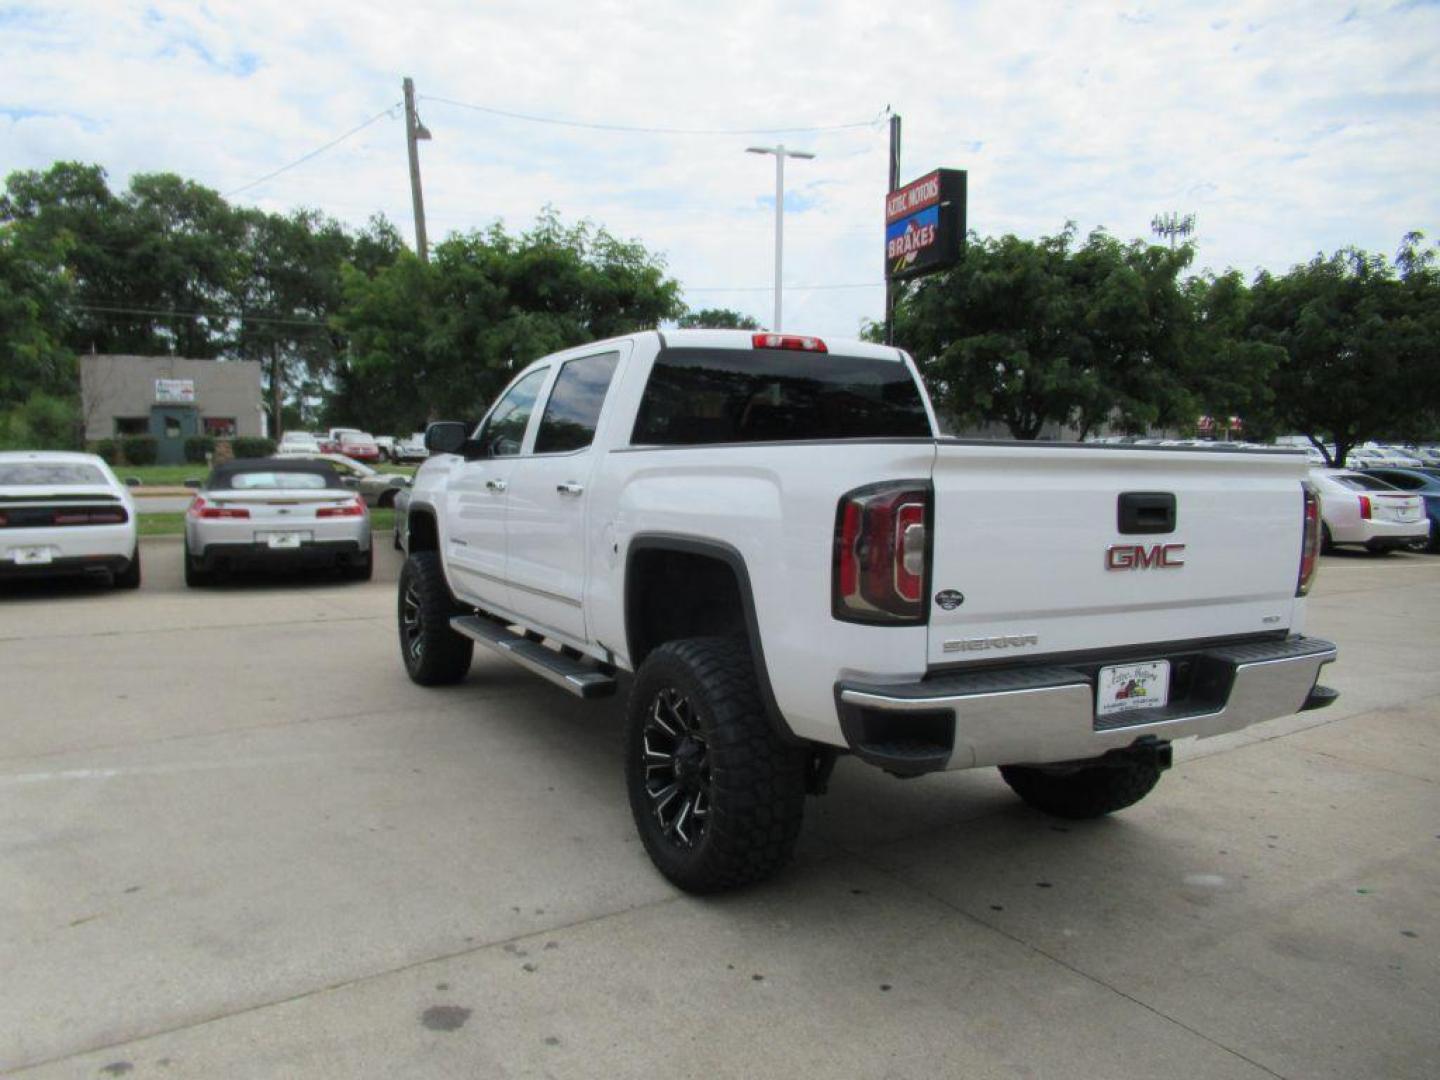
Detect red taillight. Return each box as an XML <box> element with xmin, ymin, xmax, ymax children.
<box><xmin>833</xmin><ymin>481</ymin><xmax>929</xmax><ymax>624</ymax></box>
<box><xmin>1357</xmin><ymin>494</ymin><xmax>1372</xmax><ymax>520</ymax></box>
<box><xmin>188</xmin><ymin>495</ymin><xmax>250</xmax><ymax>520</ymax></box>
<box><xmin>752</xmin><ymin>333</ymin><xmax>827</xmax><ymax>354</ymax></box>
<box><xmin>51</xmin><ymin>508</ymin><xmax>129</xmax><ymax>526</ymax></box>
<box><xmin>1298</xmin><ymin>483</ymin><xmax>1321</xmax><ymax>597</ymax></box>
<box><xmin>316</xmin><ymin>496</ymin><xmax>366</xmax><ymax>518</ymax></box>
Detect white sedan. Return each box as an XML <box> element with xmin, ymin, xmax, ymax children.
<box><xmin>1310</xmin><ymin>469</ymin><xmax>1430</xmax><ymax>553</ymax></box>
<box><xmin>0</xmin><ymin>451</ymin><xmax>140</xmax><ymax>588</ymax></box>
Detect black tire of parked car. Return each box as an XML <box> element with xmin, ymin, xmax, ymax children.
<box><xmin>113</xmin><ymin>547</ymin><xmax>141</xmax><ymax>589</ymax></box>
<box><xmin>999</xmin><ymin>758</ymin><xmax>1163</xmax><ymax>819</ymax></box>
<box><xmin>625</xmin><ymin>636</ymin><xmax>807</xmax><ymax>894</ymax></box>
<box><xmin>1321</xmin><ymin>523</ymin><xmax>1336</xmax><ymax>554</ymax></box>
<box><xmin>397</xmin><ymin>551</ymin><xmax>473</xmax><ymax>685</ymax></box>
<box><xmin>345</xmin><ymin>548</ymin><xmax>374</xmax><ymax>582</ymax></box>
<box><xmin>182</xmin><ymin>538</ymin><xmax>212</xmax><ymax>588</ymax></box>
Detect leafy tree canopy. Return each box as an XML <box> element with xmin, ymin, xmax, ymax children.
<box><xmin>677</xmin><ymin>307</ymin><xmax>760</xmax><ymax>330</ymax></box>
<box><xmin>888</xmin><ymin>225</ymin><xmax>1209</xmax><ymax>439</ymax></box>
<box><xmin>333</xmin><ymin>210</ymin><xmax>683</xmax><ymax>430</ymax></box>
<box><xmin>1249</xmin><ymin>233</ymin><xmax>1440</xmax><ymax>465</ymax></box>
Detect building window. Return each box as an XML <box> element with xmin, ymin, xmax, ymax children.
<box><xmin>203</xmin><ymin>417</ymin><xmax>237</xmax><ymax>437</ymax></box>
<box><xmin>115</xmin><ymin>417</ymin><xmax>148</xmax><ymax>436</ymax></box>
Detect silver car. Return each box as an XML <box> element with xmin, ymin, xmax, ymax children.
<box><xmin>184</xmin><ymin>458</ymin><xmax>372</xmax><ymax>586</ymax></box>
<box><xmin>275</xmin><ymin>451</ymin><xmax>411</xmax><ymax>508</ymax></box>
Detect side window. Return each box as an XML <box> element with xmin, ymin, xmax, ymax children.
<box><xmin>476</xmin><ymin>368</ymin><xmax>548</xmax><ymax>458</ymax></box>
<box><xmin>534</xmin><ymin>352</ymin><xmax>620</xmax><ymax>454</ymax></box>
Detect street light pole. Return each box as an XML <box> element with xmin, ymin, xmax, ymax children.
<box><xmin>747</xmin><ymin>144</ymin><xmax>815</xmax><ymax>331</ymax></box>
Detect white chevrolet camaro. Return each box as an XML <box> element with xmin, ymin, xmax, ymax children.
<box><xmin>183</xmin><ymin>457</ymin><xmax>372</xmax><ymax>586</ymax></box>
<box><xmin>0</xmin><ymin>451</ymin><xmax>140</xmax><ymax>588</ymax></box>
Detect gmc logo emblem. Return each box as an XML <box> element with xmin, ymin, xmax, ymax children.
<box><xmin>1106</xmin><ymin>543</ymin><xmax>1186</xmax><ymax>570</ymax></box>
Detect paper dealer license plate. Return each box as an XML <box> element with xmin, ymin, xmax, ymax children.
<box><xmin>1096</xmin><ymin>660</ymin><xmax>1170</xmax><ymax>717</ymax></box>
<box><xmin>11</xmin><ymin>546</ymin><xmax>54</xmax><ymax>565</ymax></box>
<box><xmin>262</xmin><ymin>532</ymin><xmax>303</xmax><ymax>549</ymax></box>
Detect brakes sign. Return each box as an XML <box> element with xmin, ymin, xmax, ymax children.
<box><xmin>884</xmin><ymin>168</ymin><xmax>966</xmax><ymax>282</ymax></box>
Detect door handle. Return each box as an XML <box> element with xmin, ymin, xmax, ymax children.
<box><xmin>485</xmin><ymin>478</ymin><xmax>508</xmax><ymax>493</ymax></box>
<box><xmin>556</xmin><ymin>482</ymin><xmax>584</xmax><ymax>496</ymax></box>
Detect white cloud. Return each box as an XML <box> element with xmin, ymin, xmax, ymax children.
<box><xmin>2</xmin><ymin>0</ymin><xmax>1437</xmax><ymax>337</ymax></box>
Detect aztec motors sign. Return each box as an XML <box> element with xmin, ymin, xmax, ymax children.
<box><xmin>884</xmin><ymin>168</ymin><xmax>966</xmax><ymax>282</ymax></box>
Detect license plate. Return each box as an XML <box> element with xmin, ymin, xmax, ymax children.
<box><xmin>11</xmin><ymin>546</ymin><xmax>54</xmax><ymax>565</ymax></box>
<box><xmin>262</xmin><ymin>532</ymin><xmax>303</xmax><ymax>549</ymax></box>
<box><xmin>1097</xmin><ymin>661</ymin><xmax>1170</xmax><ymax>717</ymax></box>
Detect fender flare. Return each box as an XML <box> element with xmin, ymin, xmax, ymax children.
<box><xmin>625</xmin><ymin>533</ymin><xmax>803</xmax><ymax>746</ymax></box>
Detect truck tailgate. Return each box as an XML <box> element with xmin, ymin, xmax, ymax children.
<box><xmin>927</xmin><ymin>443</ymin><xmax>1309</xmax><ymax>667</ymax></box>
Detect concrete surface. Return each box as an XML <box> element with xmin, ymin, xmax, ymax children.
<box><xmin>0</xmin><ymin>544</ymin><xmax>1436</xmax><ymax>1078</ymax></box>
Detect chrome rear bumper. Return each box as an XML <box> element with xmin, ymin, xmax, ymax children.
<box><xmin>836</xmin><ymin>636</ymin><xmax>1337</xmax><ymax>776</ymax></box>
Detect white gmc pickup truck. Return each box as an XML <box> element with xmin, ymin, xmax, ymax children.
<box><xmin>396</xmin><ymin>328</ymin><xmax>1337</xmax><ymax>893</ymax></box>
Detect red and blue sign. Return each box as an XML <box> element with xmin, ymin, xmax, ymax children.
<box><xmin>884</xmin><ymin>168</ymin><xmax>966</xmax><ymax>282</ymax></box>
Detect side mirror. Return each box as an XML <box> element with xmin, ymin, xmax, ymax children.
<box><xmin>425</xmin><ymin>421</ymin><xmax>469</xmax><ymax>455</ymax></box>
<box><xmin>184</xmin><ymin>478</ymin><xmax>202</xmax><ymax>489</ymax></box>
<box><xmin>124</xmin><ymin>477</ymin><xmax>141</xmax><ymax>487</ymax></box>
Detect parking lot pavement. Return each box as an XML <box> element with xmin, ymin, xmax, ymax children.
<box><xmin>2</xmin><ymin>546</ymin><xmax>1437</xmax><ymax>1079</ymax></box>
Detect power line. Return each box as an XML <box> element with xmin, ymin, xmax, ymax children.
<box><xmin>421</xmin><ymin>94</ymin><xmax>884</xmax><ymax>137</ymax></box>
<box><xmin>73</xmin><ymin>303</ymin><xmax>331</xmax><ymax>329</ymax></box>
<box><xmin>684</xmin><ymin>282</ymin><xmax>884</xmax><ymax>293</ymax></box>
<box><xmin>225</xmin><ymin>104</ymin><xmax>401</xmax><ymax>197</ymax></box>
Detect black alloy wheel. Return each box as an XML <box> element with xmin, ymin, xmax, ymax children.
<box><xmin>624</xmin><ymin>637</ymin><xmax>807</xmax><ymax>894</ymax></box>
<box><xmin>396</xmin><ymin>551</ymin><xmax>473</xmax><ymax>685</ymax></box>
<box><xmin>641</xmin><ymin>687</ymin><xmax>712</xmax><ymax>850</ymax></box>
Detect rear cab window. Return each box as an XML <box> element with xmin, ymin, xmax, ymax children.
<box><xmin>630</xmin><ymin>347</ymin><xmax>932</xmax><ymax>445</ymax></box>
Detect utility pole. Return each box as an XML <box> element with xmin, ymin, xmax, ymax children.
<box><xmin>884</xmin><ymin>112</ymin><xmax>902</xmax><ymax>345</ymax></box>
<box><xmin>746</xmin><ymin>144</ymin><xmax>815</xmax><ymax>332</ymax></box>
<box><xmin>403</xmin><ymin>76</ymin><xmax>432</xmax><ymax>263</ymax></box>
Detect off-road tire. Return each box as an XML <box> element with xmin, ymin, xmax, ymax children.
<box><xmin>183</xmin><ymin>539</ymin><xmax>212</xmax><ymax>588</ymax></box>
<box><xmin>1000</xmin><ymin>759</ymin><xmax>1162</xmax><ymax>819</ymax></box>
<box><xmin>625</xmin><ymin>637</ymin><xmax>807</xmax><ymax>894</ymax></box>
<box><xmin>114</xmin><ymin>547</ymin><xmax>141</xmax><ymax>589</ymax></box>
<box><xmin>344</xmin><ymin>547</ymin><xmax>374</xmax><ymax>582</ymax></box>
<box><xmin>398</xmin><ymin>551</ymin><xmax>472</xmax><ymax>685</ymax></box>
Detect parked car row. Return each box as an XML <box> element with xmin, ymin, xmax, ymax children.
<box><xmin>1</xmin><ymin>451</ymin><xmax>377</xmax><ymax>590</ymax></box>
<box><xmin>278</xmin><ymin>428</ymin><xmax>430</xmax><ymax>465</ymax></box>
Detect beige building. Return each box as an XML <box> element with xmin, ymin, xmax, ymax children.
<box><xmin>80</xmin><ymin>355</ymin><xmax>265</xmax><ymax>464</ymax></box>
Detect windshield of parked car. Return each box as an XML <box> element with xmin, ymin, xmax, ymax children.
<box><xmin>0</xmin><ymin>463</ymin><xmax>109</xmax><ymax>486</ymax></box>
<box><xmin>631</xmin><ymin>347</ymin><xmax>932</xmax><ymax>445</ymax></box>
<box><xmin>340</xmin><ymin>433</ymin><xmax>375</xmax><ymax>445</ymax></box>
<box><xmin>229</xmin><ymin>472</ymin><xmax>331</xmax><ymax>490</ymax></box>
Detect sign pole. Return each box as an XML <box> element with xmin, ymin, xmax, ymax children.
<box><xmin>884</xmin><ymin>114</ymin><xmax>901</xmax><ymax>345</ymax></box>
<box><xmin>774</xmin><ymin>147</ymin><xmax>785</xmax><ymax>332</ymax></box>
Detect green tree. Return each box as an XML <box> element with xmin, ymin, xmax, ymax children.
<box><xmin>334</xmin><ymin>212</ymin><xmax>683</xmax><ymax>429</ymax></box>
<box><xmin>231</xmin><ymin>207</ymin><xmax>369</xmax><ymax>435</ymax></box>
<box><xmin>889</xmin><ymin>226</ymin><xmax>1199</xmax><ymax>439</ymax></box>
<box><xmin>1249</xmin><ymin>235</ymin><xmax>1440</xmax><ymax>465</ymax></box>
<box><xmin>677</xmin><ymin>307</ymin><xmax>760</xmax><ymax>330</ymax></box>
<box><xmin>2</xmin><ymin>163</ymin><xmax>246</xmax><ymax>358</ymax></box>
<box><xmin>1182</xmin><ymin>270</ymin><xmax>1284</xmax><ymax>440</ymax></box>
<box><xmin>0</xmin><ymin>221</ymin><xmax>74</xmax><ymax>407</ymax></box>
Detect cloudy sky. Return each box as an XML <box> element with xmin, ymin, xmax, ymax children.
<box><xmin>3</xmin><ymin>0</ymin><xmax>1437</xmax><ymax>337</ymax></box>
